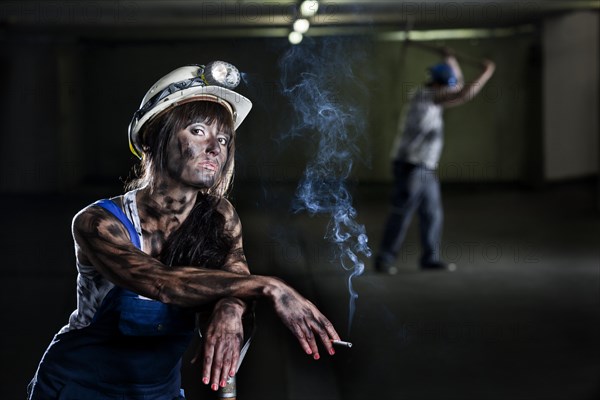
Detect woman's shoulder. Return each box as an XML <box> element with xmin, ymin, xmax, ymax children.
<box><xmin>206</xmin><ymin>195</ymin><xmax>240</xmax><ymax>225</ymax></box>
<box><xmin>205</xmin><ymin>194</ymin><xmax>233</xmax><ymax>210</ymax></box>
<box><xmin>71</xmin><ymin>194</ymin><xmax>126</xmax><ymax>229</ymax></box>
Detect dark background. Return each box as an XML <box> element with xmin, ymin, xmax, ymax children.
<box><xmin>1</xmin><ymin>1</ymin><xmax>598</xmax><ymax>399</ymax></box>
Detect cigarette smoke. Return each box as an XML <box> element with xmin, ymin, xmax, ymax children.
<box><xmin>279</xmin><ymin>37</ymin><xmax>371</xmax><ymax>335</ymax></box>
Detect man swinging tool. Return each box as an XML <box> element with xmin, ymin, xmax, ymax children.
<box><xmin>376</xmin><ymin>41</ymin><xmax>496</xmax><ymax>274</ymax></box>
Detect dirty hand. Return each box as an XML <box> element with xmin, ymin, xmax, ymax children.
<box><xmin>270</xmin><ymin>279</ymin><xmax>340</xmax><ymax>360</ymax></box>
<box><xmin>194</xmin><ymin>298</ymin><xmax>245</xmax><ymax>392</ymax></box>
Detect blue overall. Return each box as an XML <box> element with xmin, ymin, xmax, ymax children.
<box><xmin>28</xmin><ymin>199</ymin><xmax>195</xmax><ymax>400</ymax></box>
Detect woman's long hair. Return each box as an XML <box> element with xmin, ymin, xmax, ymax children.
<box><xmin>160</xmin><ymin>194</ymin><xmax>233</xmax><ymax>269</ymax></box>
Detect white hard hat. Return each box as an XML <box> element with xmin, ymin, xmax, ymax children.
<box><xmin>128</xmin><ymin>61</ymin><xmax>252</xmax><ymax>158</ymax></box>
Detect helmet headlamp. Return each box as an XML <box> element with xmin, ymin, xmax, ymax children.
<box><xmin>202</xmin><ymin>61</ymin><xmax>241</xmax><ymax>89</ymax></box>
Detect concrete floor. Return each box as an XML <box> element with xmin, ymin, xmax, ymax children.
<box><xmin>2</xmin><ymin>181</ymin><xmax>599</xmax><ymax>400</ymax></box>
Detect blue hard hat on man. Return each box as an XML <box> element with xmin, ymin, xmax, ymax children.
<box><xmin>428</xmin><ymin>63</ymin><xmax>458</xmax><ymax>87</ymax></box>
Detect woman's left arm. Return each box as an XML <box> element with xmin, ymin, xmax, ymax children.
<box><xmin>198</xmin><ymin>198</ymin><xmax>251</xmax><ymax>391</ymax></box>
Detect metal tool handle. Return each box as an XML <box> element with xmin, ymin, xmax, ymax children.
<box><xmin>217</xmin><ymin>334</ymin><xmax>253</xmax><ymax>399</ymax></box>
<box><xmin>217</xmin><ymin>376</ymin><xmax>236</xmax><ymax>399</ymax></box>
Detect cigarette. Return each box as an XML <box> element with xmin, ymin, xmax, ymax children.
<box><xmin>332</xmin><ymin>340</ymin><xmax>353</xmax><ymax>348</ymax></box>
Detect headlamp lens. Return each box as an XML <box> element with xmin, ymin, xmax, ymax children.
<box><xmin>204</xmin><ymin>61</ymin><xmax>241</xmax><ymax>89</ymax></box>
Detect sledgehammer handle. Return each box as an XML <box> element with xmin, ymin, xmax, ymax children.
<box><xmin>408</xmin><ymin>40</ymin><xmax>485</xmax><ymax>66</ymax></box>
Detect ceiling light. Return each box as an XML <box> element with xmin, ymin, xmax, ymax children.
<box><xmin>299</xmin><ymin>1</ymin><xmax>319</xmax><ymax>17</ymax></box>
<box><xmin>293</xmin><ymin>18</ymin><xmax>310</xmax><ymax>34</ymax></box>
<box><xmin>288</xmin><ymin>31</ymin><xmax>303</xmax><ymax>45</ymax></box>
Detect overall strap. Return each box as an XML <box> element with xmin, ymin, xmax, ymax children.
<box><xmin>94</xmin><ymin>199</ymin><xmax>141</xmax><ymax>250</ymax></box>
<box><xmin>89</xmin><ymin>198</ymin><xmax>141</xmax><ymax>325</ymax></box>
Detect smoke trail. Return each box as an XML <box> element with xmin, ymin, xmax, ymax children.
<box><xmin>279</xmin><ymin>37</ymin><xmax>371</xmax><ymax>335</ymax></box>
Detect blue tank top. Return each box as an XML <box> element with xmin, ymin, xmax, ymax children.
<box><xmin>28</xmin><ymin>199</ymin><xmax>194</xmax><ymax>400</ymax></box>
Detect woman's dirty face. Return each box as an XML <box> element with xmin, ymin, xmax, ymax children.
<box><xmin>166</xmin><ymin>119</ymin><xmax>231</xmax><ymax>189</ymax></box>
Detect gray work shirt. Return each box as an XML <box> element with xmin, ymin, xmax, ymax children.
<box><xmin>392</xmin><ymin>87</ymin><xmax>444</xmax><ymax>170</ymax></box>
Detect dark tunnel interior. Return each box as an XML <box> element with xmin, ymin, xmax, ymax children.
<box><xmin>1</xmin><ymin>1</ymin><xmax>599</xmax><ymax>399</ymax></box>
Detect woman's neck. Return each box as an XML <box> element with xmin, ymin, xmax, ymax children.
<box><xmin>136</xmin><ymin>177</ymin><xmax>200</xmax><ymax>237</ymax></box>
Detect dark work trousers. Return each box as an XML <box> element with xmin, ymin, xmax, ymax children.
<box><xmin>377</xmin><ymin>161</ymin><xmax>442</xmax><ymax>268</ymax></box>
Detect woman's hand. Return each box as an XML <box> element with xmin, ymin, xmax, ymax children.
<box><xmin>193</xmin><ymin>298</ymin><xmax>245</xmax><ymax>391</ymax></box>
<box><xmin>269</xmin><ymin>279</ymin><xmax>341</xmax><ymax>360</ymax></box>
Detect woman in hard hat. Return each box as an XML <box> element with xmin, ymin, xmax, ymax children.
<box><xmin>28</xmin><ymin>61</ymin><xmax>340</xmax><ymax>400</ymax></box>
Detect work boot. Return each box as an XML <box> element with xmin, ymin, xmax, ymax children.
<box><xmin>420</xmin><ymin>261</ymin><xmax>457</xmax><ymax>271</ymax></box>
<box><xmin>375</xmin><ymin>259</ymin><xmax>399</xmax><ymax>275</ymax></box>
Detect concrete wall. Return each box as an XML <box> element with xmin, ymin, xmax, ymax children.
<box><xmin>79</xmin><ymin>35</ymin><xmax>541</xmax><ymax>187</ymax></box>
<box><xmin>368</xmin><ymin>35</ymin><xmax>542</xmax><ymax>184</ymax></box>
<box><xmin>543</xmin><ymin>11</ymin><xmax>599</xmax><ymax>180</ymax></box>
<box><xmin>0</xmin><ymin>18</ymin><xmax>597</xmax><ymax>194</ymax></box>
<box><xmin>0</xmin><ymin>35</ymin><xmax>60</xmax><ymax>192</ymax></box>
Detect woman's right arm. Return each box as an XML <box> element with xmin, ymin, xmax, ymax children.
<box><xmin>74</xmin><ymin>204</ymin><xmax>275</xmax><ymax>306</ymax></box>
<box><xmin>73</xmin><ymin>205</ymin><xmax>340</xmax><ymax>357</ymax></box>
